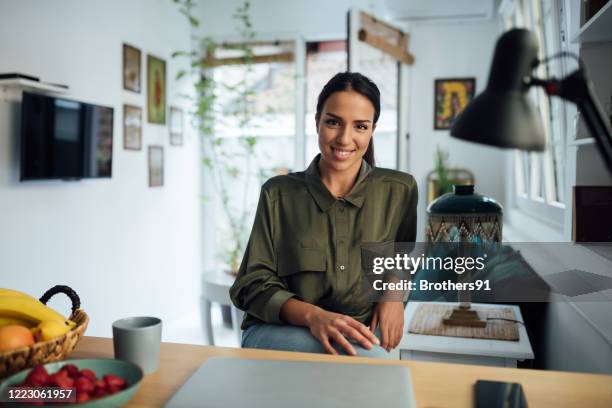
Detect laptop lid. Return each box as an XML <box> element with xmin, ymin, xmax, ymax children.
<box><xmin>165</xmin><ymin>357</ymin><xmax>416</xmax><ymax>408</ymax></box>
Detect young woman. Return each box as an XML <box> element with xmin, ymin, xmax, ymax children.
<box><xmin>230</xmin><ymin>72</ymin><xmax>418</xmax><ymax>357</ymax></box>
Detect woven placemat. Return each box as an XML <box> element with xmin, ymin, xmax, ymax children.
<box><xmin>408</xmin><ymin>304</ymin><xmax>519</xmax><ymax>341</ymax></box>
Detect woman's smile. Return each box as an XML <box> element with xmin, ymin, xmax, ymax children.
<box><xmin>331</xmin><ymin>146</ymin><xmax>356</xmax><ymax>161</ymax></box>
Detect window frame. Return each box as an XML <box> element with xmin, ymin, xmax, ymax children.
<box><xmin>501</xmin><ymin>0</ymin><xmax>568</xmax><ymax>229</ymax></box>
<box><xmin>200</xmin><ymin>33</ymin><xmax>305</xmax><ymax>272</ymax></box>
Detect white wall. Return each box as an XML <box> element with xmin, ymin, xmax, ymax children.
<box><xmin>0</xmin><ymin>0</ymin><xmax>202</xmax><ymax>340</ymax></box>
<box><xmin>195</xmin><ymin>0</ymin><xmax>388</xmax><ymax>39</ymax></box>
<box><xmin>400</xmin><ymin>18</ymin><xmax>509</xmax><ymax>239</ymax></box>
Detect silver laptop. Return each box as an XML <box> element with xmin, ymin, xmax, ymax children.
<box><xmin>165</xmin><ymin>357</ymin><xmax>416</xmax><ymax>408</ymax></box>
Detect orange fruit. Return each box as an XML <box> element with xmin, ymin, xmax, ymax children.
<box><xmin>0</xmin><ymin>325</ymin><xmax>35</xmax><ymax>352</ymax></box>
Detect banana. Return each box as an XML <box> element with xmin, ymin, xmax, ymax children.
<box><xmin>0</xmin><ymin>288</ymin><xmax>35</xmax><ymax>299</ymax></box>
<box><xmin>32</xmin><ymin>320</ymin><xmax>71</xmax><ymax>341</ymax></box>
<box><xmin>0</xmin><ymin>316</ymin><xmax>37</xmax><ymax>328</ymax></box>
<box><xmin>0</xmin><ymin>289</ymin><xmax>77</xmax><ymax>329</ymax></box>
<box><xmin>0</xmin><ymin>296</ymin><xmax>72</xmax><ymax>327</ymax></box>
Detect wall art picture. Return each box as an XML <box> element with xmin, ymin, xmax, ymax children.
<box><xmin>169</xmin><ymin>107</ymin><xmax>184</xmax><ymax>146</ymax></box>
<box><xmin>123</xmin><ymin>43</ymin><xmax>141</xmax><ymax>93</ymax></box>
<box><xmin>434</xmin><ymin>78</ymin><xmax>475</xmax><ymax>130</ymax></box>
<box><xmin>147</xmin><ymin>54</ymin><xmax>166</xmax><ymax>124</ymax></box>
<box><xmin>123</xmin><ymin>104</ymin><xmax>142</xmax><ymax>150</ymax></box>
<box><xmin>148</xmin><ymin>145</ymin><xmax>164</xmax><ymax>187</ymax></box>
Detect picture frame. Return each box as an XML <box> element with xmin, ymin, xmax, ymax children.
<box><xmin>434</xmin><ymin>78</ymin><xmax>476</xmax><ymax>130</ymax></box>
<box><xmin>147</xmin><ymin>54</ymin><xmax>167</xmax><ymax>124</ymax></box>
<box><xmin>148</xmin><ymin>146</ymin><xmax>164</xmax><ymax>187</ymax></box>
<box><xmin>123</xmin><ymin>104</ymin><xmax>142</xmax><ymax>150</ymax></box>
<box><xmin>169</xmin><ymin>107</ymin><xmax>184</xmax><ymax>146</ymax></box>
<box><xmin>123</xmin><ymin>43</ymin><xmax>141</xmax><ymax>93</ymax></box>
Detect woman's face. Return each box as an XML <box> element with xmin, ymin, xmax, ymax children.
<box><xmin>317</xmin><ymin>90</ymin><xmax>375</xmax><ymax>173</ymax></box>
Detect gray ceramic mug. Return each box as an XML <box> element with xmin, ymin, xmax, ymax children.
<box><xmin>112</xmin><ymin>316</ymin><xmax>162</xmax><ymax>374</ymax></box>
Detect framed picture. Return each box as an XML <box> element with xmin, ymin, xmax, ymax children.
<box><xmin>123</xmin><ymin>104</ymin><xmax>142</xmax><ymax>150</ymax></box>
<box><xmin>148</xmin><ymin>146</ymin><xmax>164</xmax><ymax>187</ymax></box>
<box><xmin>123</xmin><ymin>43</ymin><xmax>141</xmax><ymax>93</ymax></box>
<box><xmin>147</xmin><ymin>54</ymin><xmax>166</xmax><ymax>124</ymax></box>
<box><xmin>169</xmin><ymin>107</ymin><xmax>184</xmax><ymax>146</ymax></box>
<box><xmin>434</xmin><ymin>78</ymin><xmax>476</xmax><ymax>130</ymax></box>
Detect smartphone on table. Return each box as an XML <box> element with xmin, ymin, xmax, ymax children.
<box><xmin>474</xmin><ymin>380</ymin><xmax>528</xmax><ymax>408</ymax></box>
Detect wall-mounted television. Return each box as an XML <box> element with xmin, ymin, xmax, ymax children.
<box><xmin>20</xmin><ymin>91</ymin><xmax>114</xmax><ymax>181</ymax></box>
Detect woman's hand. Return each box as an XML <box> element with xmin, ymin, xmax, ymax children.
<box><xmin>306</xmin><ymin>308</ymin><xmax>380</xmax><ymax>356</ymax></box>
<box><xmin>369</xmin><ymin>301</ymin><xmax>404</xmax><ymax>351</ymax></box>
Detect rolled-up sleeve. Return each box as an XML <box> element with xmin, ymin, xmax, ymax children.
<box><xmin>229</xmin><ymin>185</ymin><xmax>295</xmax><ymax>324</ymax></box>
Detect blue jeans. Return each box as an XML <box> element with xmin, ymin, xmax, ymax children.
<box><xmin>242</xmin><ymin>324</ymin><xmax>391</xmax><ymax>359</ymax></box>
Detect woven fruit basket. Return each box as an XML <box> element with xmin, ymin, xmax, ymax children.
<box><xmin>0</xmin><ymin>285</ymin><xmax>89</xmax><ymax>379</ymax></box>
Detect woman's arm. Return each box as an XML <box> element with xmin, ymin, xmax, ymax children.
<box><xmin>230</xmin><ymin>185</ymin><xmax>295</xmax><ymax>324</ymax></box>
<box><xmin>371</xmin><ymin>175</ymin><xmax>419</xmax><ymax>351</ymax></box>
<box><xmin>280</xmin><ymin>298</ymin><xmax>380</xmax><ymax>356</ymax></box>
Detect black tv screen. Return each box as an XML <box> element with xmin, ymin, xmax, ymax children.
<box><xmin>20</xmin><ymin>92</ymin><xmax>114</xmax><ymax>181</ymax></box>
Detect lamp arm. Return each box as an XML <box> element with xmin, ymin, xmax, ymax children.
<box><xmin>532</xmin><ymin>70</ymin><xmax>612</xmax><ymax>174</ymax></box>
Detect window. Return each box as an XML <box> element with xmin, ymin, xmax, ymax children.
<box><xmin>505</xmin><ymin>0</ymin><xmax>567</xmax><ymax>226</ymax></box>
<box><xmin>352</xmin><ymin>40</ymin><xmax>400</xmax><ymax>169</ymax></box>
<box><xmin>208</xmin><ymin>42</ymin><xmax>296</xmax><ymax>268</ymax></box>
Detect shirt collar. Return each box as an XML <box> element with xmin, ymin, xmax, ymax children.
<box><xmin>304</xmin><ymin>154</ymin><xmax>372</xmax><ymax>212</ymax></box>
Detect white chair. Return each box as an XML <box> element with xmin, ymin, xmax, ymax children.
<box><xmin>201</xmin><ymin>271</ymin><xmax>244</xmax><ymax>346</ymax></box>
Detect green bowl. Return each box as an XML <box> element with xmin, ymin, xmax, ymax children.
<box><xmin>0</xmin><ymin>358</ymin><xmax>143</xmax><ymax>407</ymax></box>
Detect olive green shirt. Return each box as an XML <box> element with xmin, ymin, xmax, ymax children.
<box><xmin>230</xmin><ymin>155</ymin><xmax>418</xmax><ymax>330</ymax></box>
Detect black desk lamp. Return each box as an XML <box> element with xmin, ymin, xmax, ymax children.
<box><xmin>451</xmin><ymin>28</ymin><xmax>612</xmax><ymax>174</ymax></box>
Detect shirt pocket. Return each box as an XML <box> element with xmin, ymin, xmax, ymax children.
<box><xmin>277</xmin><ymin>247</ymin><xmax>326</xmax><ymax>277</ymax></box>
<box><xmin>277</xmin><ymin>247</ymin><xmax>327</xmax><ymax>303</ymax></box>
<box><xmin>360</xmin><ymin>240</ymin><xmax>395</xmax><ymax>276</ymax></box>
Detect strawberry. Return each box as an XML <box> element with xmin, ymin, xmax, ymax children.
<box><xmin>75</xmin><ymin>392</ymin><xmax>91</xmax><ymax>403</ymax></box>
<box><xmin>79</xmin><ymin>368</ymin><xmax>97</xmax><ymax>381</ymax></box>
<box><xmin>61</xmin><ymin>363</ymin><xmax>80</xmax><ymax>379</ymax></box>
<box><xmin>93</xmin><ymin>388</ymin><xmax>108</xmax><ymax>399</ymax></box>
<box><xmin>75</xmin><ymin>376</ymin><xmax>95</xmax><ymax>394</ymax></box>
<box><xmin>103</xmin><ymin>374</ymin><xmax>127</xmax><ymax>389</ymax></box>
<box><xmin>107</xmin><ymin>384</ymin><xmax>124</xmax><ymax>394</ymax></box>
<box><xmin>94</xmin><ymin>379</ymin><xmax>107</xmax><ymax>391</ymax></box>
<box><xmin>24</xmin><ymin>365</ymin><xmax>49</xmax><ymax>387</ymax></box>
<box><xmin>49</xmin><ymin>371</ymin><xmax>74</xmax><ymax>389</ymax></box>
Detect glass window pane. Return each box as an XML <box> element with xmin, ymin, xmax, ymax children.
<box><xmin>522</xmin><ymin>151</ymin><xmax>531</xmax><ymax>195</ymax></box>
<box><xmin>514</xmin><ymin>0</ymin><xmax>566</xmax><ymax>207</ymax></box>
<box><xmin>552</xmin><ymin>143</ymin><xmax>565</xmax><ymax>202</ymax></box>
<box><xmin>210</xmin><ymin>42</ymin><xmax>296</xmax><ymax>268</ymax></box>
<box><xmin>355</xmin><ymin>43</ymin><xmax>399</xmax><ymax>169</ymax></box>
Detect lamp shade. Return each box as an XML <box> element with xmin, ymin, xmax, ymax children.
<box><xmin>451</xmin><ymin>29</ymin><xmax>546</xmax><ymax>151</ymax></box>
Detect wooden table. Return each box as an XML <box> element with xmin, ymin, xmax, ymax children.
<box><xmin>71</xmin><ymin>336</ymin><xmax>612</xmax><ymax>408</ymax></box>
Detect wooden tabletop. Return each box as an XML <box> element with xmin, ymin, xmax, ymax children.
<box><xmin>71</xmin><ymin>336</ymin><xmax>612</xmax><ymax>408</ymax></box>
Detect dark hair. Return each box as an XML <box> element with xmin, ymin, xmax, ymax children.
<box><xmin>315</xmin><ymin>72</ymin><xmax>380</xmax><ymax>167</ymax></box>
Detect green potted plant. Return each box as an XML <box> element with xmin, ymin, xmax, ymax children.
<box><xmin>173</xmin><ymin>0</ymin><xmax>260</xmax><ymax>275</ymax></box>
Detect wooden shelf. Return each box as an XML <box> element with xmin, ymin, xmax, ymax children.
<box><xmin>572</xmin><ymin>1</ymin><xmax>612</xmax><ymax>43</ymax></box>
<box><xmin>0</xmin><ymin>77</ymin><xmax>68</xmax><ymax>94</ymax></box>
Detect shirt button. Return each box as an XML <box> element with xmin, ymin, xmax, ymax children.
<box><xmin>339</xmin><ymin>265</ymin><xmax>345</xmax><ymax>270</ymax></box>
<box><xmin>339</xmin><ymin>240</ymin><xmax>344</xmax><ymax>245</ymax></box>
<box><xmin>339</xmin><ymin>206</ymin><xmax>345</xmax><ymax>213</ymax></box>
